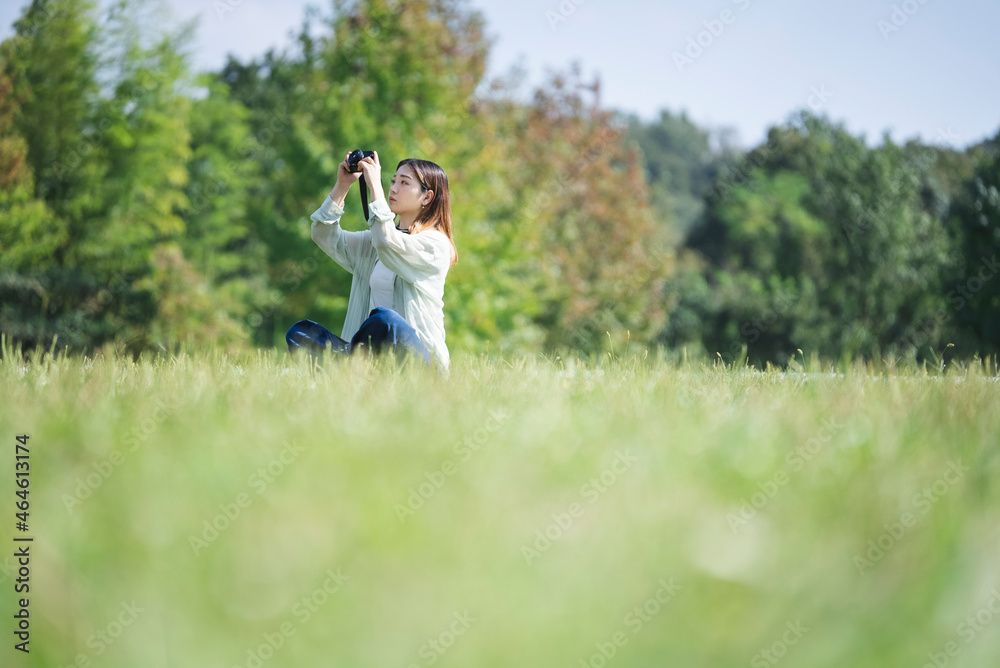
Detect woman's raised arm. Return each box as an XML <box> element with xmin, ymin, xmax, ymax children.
<box><xmin>310</xmin><ymin>153</ymin><xmax>372</xmax><ymax>274</ymax></box>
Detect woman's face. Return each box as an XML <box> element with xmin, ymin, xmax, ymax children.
<box><xmin>387</xmin><ymin>165</ymin><xmax>431</xmax><ymax>216</ymax></box>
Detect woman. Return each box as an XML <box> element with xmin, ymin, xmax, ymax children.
<box><xmin>285</xmin><ymin>151</ymin><xmax>458</xmax><ymax>375</ymax></box>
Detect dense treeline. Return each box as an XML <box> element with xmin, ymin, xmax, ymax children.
<box><xmin>644</xmin><ymin>113</ymin><xmax>1000</xmax><ymax>365</ymax></box>
<box><xmin>1</xmin><ymin>0</ymin><xmax>997</xmax><ymax>364</ymax></box>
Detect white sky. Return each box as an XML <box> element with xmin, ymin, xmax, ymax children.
<box><xmin>3</xmin><ymin>0</ymin><xmax>998</xmax><ymax>149</ymax></box>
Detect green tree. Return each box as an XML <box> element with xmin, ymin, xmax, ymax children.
<box><xmin>0</xmin><ymin>0</ymin><xmax>133</xmax><ymax>350</ymax></box>
<box><xmin>175</xmin><ymin>77</ymin><xmax>277</xmax><ymax>348</ymax></box>
<box><xmin>626</xmin><ymin>109</ymin><xmax>728</xmax><ymax>238</ymax></box>
<box><xmin>0</xmin><ymin>71</ymin><xmax>59</xmax><ymax>271</ymax></box>
<box><xmin>0</xmin><ymin>68</ymin><xmax>66</xmax><ymax>345</ymax></box>
<box><xmin>945</xmin><ymin>133</ymin><xmax>1000</xmax><ymax>357</ymax></box>
<box><xmin>670</xmin><ymin>112</ymin><xmax>953</xmax><ymax>364</ymax></box>
<box><xmin>489</xmin><ymin>68</ymin><xmax>670</xmax><ymax>355</ymax></box>
<box><xmin>1</xmin><ymin>0</ymin><xmax>277</xmax><ymax>352</ymax></box>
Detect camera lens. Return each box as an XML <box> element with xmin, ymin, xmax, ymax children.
<box><xmin>347</xmin><ymin>149</ymin><xmax>374</xmax><ymax>173</ymax></box>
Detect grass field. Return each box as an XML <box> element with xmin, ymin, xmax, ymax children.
<box><xmin>2</xmin><ymin>344</ymin><xmax>999</xmax><ymax>668</ymax></box>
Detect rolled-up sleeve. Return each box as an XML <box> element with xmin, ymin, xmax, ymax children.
<box><xmin>367</xmin><ymin>197</ymin><xmax>451</xmax><ymax>284</ymax></box>
<box><xmin>310</xmin><ymin>194</ymin><xmax>371</xmax><ymax>274</ymax></box>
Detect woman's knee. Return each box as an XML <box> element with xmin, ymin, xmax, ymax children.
<box><xmin>368</xmin><ymin>306</ymin><xmax>396</xmax><ymax>318</ymax></box>
<box><xmin>286</xmin><ymin>319</ymin><xmax>315</xmax><ymax>341</ymax></box>
<box><xmin>286</xmin><ymin>320</ymin><xmax>305</xmax><ymax>342</ymax></box>
<box><xmin>368</xmin><ymin>307</ymin><xmax>408</xmax><ymax>327</ymax></box>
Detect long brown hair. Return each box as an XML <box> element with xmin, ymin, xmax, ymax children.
<box><xmin>397</xmin><ymin>159</ymin><xmax>458</xmax><ymax>267</ymax></box>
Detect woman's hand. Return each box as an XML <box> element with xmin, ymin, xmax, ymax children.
<box><xmin>358</xmin><ymin>151</ymin><xmax>386</xmax><ymax>202</ymax></box>
<box><xmin>330</xmin><ymin>152</ymin><xmax>363</xmax><ymax>206</ymax></box>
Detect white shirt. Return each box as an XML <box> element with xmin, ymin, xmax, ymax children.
<box><xmin>369</xmin><ymin>259</ymin><xmax>396</xmax><ymax>309</ymax></box>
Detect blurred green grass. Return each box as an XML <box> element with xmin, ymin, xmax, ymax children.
<box><xmin>1</xmin><ymin>346</ymin><xmax>999</xmax><ymax>667</ymax></box>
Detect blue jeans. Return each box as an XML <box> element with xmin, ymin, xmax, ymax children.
<box><xmin>286</xmin><ymin>307</ymin><xmax>431</xmax><ymax>364</ymax></box>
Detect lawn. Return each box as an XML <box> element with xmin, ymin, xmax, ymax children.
<box><xmin>2</xmin><ymin>344</ymin><xmax>999</xmax><ymax>667</ymax></box>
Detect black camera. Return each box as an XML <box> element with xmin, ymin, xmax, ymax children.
<box><xmin>347</xmin><ymin>149</ymin><xmax>375</xmax><ymax>173</ymax></box>
<box><xmin>346</xmin><ymin>149</ymin><xmax>376</xmax><ymax>220</ymax></box>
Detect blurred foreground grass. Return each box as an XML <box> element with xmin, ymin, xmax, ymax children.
<box><xmin>1</xmin><ymin>345</ymin><xmax>999</xmax><ymax>668</ymax></box>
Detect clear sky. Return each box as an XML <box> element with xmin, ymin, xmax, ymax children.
<box><xmin>2</xmin><ymin>0</ymin><xmax>998</xmax><ymax>149</ymax></box>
